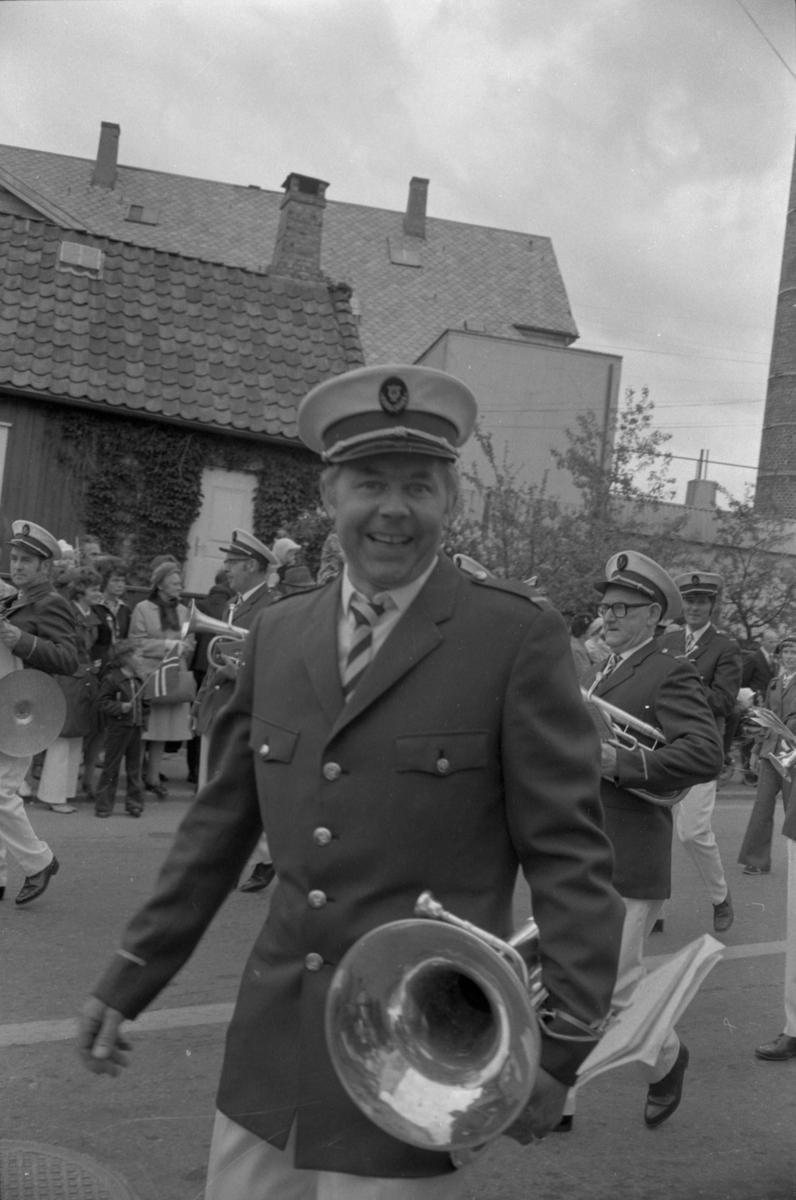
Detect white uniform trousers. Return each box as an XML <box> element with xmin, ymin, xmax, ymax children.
<box><xmin>675</xmin><ymin>780</ymin><xmax>728</xmax><ymax>905</ymax></box>
<box><xmin>38</xmin><ymin>737</ymin><xmax>82</xmax><ymax>805</ymax></box>
<box><xmin>785</xmin><ymin>838</ymin><xmax>796</xmax><ymax>1037</ymax></box>
<box><xmin>205</xmin><ymin>1112</ymin><xmax>471</xmax><ymax>1200</ymax></box>
<box><xmin>0</xmin><ymin>750</ymin><xmax>53</xmax><ymax>876</ymax></box>
<box><xmin>563</xmin><ymin>896</ymin><xmax>681</xmax><ymax>1117</ymax></box>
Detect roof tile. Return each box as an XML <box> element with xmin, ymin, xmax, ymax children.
<box><xmin>0</xmin><ymin>213</ymin><xmax>363</xmax><ymax>435</ymax></box>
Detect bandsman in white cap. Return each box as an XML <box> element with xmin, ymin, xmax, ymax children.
<box><xmin>581</xmin><ymin>550</ymin><xmax>724</xmax><ymax>1131</ymax></box>
<box><xmin>0</xmin><ymin>520</ymin><xmax>79</xmax><ymax>904</ymax></box>
<box><xmin>79</xmin><ymin>364</ymin><xmax>623</xmax><ymax>1199</ymax></box>
<box><xmin>660</xmin><ymin>571</ymin><xmax>741</xmax><ymax>934</ymax></box>
<box><xmin>193</xmin><ymin>529</ymin><xmax>278</xmax><ymax>793</ymax></box>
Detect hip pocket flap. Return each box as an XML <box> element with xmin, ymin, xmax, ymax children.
<box><xmin>250</xmin><ymin>717</ymin><xmax>299</xmax><ymax>763</ymax></box>
<box><xmin>396</xmin><ymin>731</ymin><xmax>489</xmax><ymax>775</ymax></box>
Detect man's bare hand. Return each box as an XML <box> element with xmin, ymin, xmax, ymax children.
<box><xmin>503</xmin><ymin>1067</ymin><xmax>569</xmax><ymax>1144</ymax></box>
<box><xmin>76</xmin><ymin>996</ymin><xmax>132</xmax><ymax>1077</ymax></box>
<box><xmin>0</xmin><ymin>620</ymin><xmax>21</xmax><ymax>649</ymax></box>
<box><xmin>217</xmin><ymin>654</ymin><xmax>240</xmax><ymax>680</ymax></box>
<box><xmin>600</xmin><ymin>742</ymin><xmax>618</xmax><ymax>777</ymax></box>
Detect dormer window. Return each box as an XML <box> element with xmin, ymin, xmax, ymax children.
<box><xmin>387</xmin><ymin>236</ymin><xmax>422</xmax><ymax>268</ymax></box>
<box><xmin>58</xmin><ymin>241</ymin><xmax>103</xmax><ymax>277</ymax></box>
<box><xmin>125</xmin><ymin>204</ymin><xmax>159</xmax><ymax>225</ymax></box>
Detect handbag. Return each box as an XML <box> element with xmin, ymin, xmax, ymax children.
<box><xmin>143</xmin><ymin>656</ymin><xmax>197</xmax><ymax>706</ymax></box>
<box><xmin>56</xmin><ymin>670</ymin><xmax>99</xmax><ymax>738</ymax></box>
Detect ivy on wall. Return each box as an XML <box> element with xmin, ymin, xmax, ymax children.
<box><xmin>49</xmin><ymin>408</ymin><xmax>324</xmax><ymax>581</ymax></box>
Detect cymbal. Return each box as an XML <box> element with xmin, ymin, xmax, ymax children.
<box><xmin>0</xmin><ymin>669</ymin><xmax>67</xmax><ymax>756</ymax></box>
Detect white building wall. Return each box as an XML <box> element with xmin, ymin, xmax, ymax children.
<box><xmin>416</xmin><ymin>329</ymin><xmax>621</xmax><ymax>506</ymax></box>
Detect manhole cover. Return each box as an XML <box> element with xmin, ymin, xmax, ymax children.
<box><xmin>0</xmin><ymin>1141</ymin><xmax>137</xmax><ymax>1200</ymax></box>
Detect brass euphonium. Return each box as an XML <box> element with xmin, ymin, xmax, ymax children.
<box><xmin>181</xmin><ymin>600</ymin><xmax>248</xmax><ymax>669</ymax></box>
<box><xmin>325</xmin><ymin>891</ymin><xmax>546</xmax><ymax>1152</ymax></box>
<box><xmin>580</xmin><ymin>688</ymin><xmax>687</xmax><ymax>807</ymax></box>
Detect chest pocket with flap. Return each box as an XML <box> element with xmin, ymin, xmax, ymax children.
<box><xmin>395</xmin><ymin>731</ymin><xmax>489</xmax><ymax>776</ymax></box>
<box><xmin>250</xmin><ymin>717</ymin><xmax>299</xmax><ymax>764</ymax></box>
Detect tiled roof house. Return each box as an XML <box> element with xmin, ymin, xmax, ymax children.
<box><xmin>0</xmin><ymin>122</ymin><xmax>589</xmax><ymax>578</ymax></box>
<box><xmin>0</xmin><ymin>123</ymin><xmax>579</xmax><ymax>362</ymax></box>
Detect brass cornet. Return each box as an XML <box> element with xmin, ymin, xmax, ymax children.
<box><xmin>325</xmin><ymin>891</ymin><xmax>547</xmax><ymax>1152</ymax></box>
<box><xmin>581</xmin><ymin>688</ymin><xmax>686</xmax><ymax>807</ymax></box>
<box><xmin>181</xmin><ymin>600</ymin><xmax>248</xmax><ymax>669</ymax></box>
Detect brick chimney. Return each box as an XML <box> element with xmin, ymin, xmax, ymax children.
<box><xmin>270</xmin><ymin>173</ymin><xmax>329</xmax><ymax>279</ymax></box>
<box><xmin>403</xmin><ymin>177</ymin><xmax>429</xmax><ymax>239</ymax></box>
<box><xmin>91</xmin><ymin>121</ymin><xmax>120</xmax><ymax>189</ymax></box>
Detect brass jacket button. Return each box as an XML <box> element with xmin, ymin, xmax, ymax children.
<box><xmin>323</xmin><ymin>762</ymin><xmax>342</xmax><ymax>781</ymax></box>
<box><xmin>436</xmin><ymin>757</ymin><xmax>450</xmax><ymax>774</ymax></box>
<box><xmin>259</xmin><ymin>743</ymin><xmax>270</xmax><ymax>759</ymax></box>
<box><xmin>308</xmin><ymin>889</ymin><xmax>327</xmax><ymax>908</ymax></box>
<box><xmin>304</xmin><ymin>952</ymin><xmax>324</xmax><ymax>971</ymax></box>
<box><xmin>313</xmin><ymin>827</ymin><xmax>332</xmax><ymax>846</ymax></box>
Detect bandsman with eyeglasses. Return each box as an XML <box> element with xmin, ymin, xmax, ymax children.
<box><xmin>581</xmin><ymin>550</ymin><xmax>723</xmax><ymax>1131</ymax></box>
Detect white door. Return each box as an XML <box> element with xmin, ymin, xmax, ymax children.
<box><xmin>184</xmin><ymin>468</ymin><xmax>257</xmax><ymax>594</ymax></box>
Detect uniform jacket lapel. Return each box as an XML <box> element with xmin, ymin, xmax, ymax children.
<box><xmin>595</xmin><ymin>640</ymin><xmax>657</xmax><ymax>697</ymax></box>
<box><xmin>301</xmin><ymin>577</ymin><xmax>346</xmax><ymax>726</ymax></box>
<box><xmin>690</xmin><ymin>624</ymin><xmax>716</xmax><ymax>662</ymax></box>
<box><xmin>330</xmin><ymin>557</ymin><xmax>459</xmax><ymax>740</ymax></box>
<box><xmin>232</xmin><ymin>582</ymin><xmax>271</xmax><ymax>628</ymax></box>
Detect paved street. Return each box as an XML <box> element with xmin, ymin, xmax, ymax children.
<box><xmin>1</xmin><ymin>761</ymin><xmax>795</xmax><ymax>1199</ymax></box>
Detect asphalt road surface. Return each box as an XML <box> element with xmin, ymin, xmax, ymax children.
<box><xmin>1</xmin><ymin>757</ymin><xmax>794</xmax><ymax>1200</ymax></box>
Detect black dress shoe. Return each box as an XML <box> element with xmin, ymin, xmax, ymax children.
<box><xmin>553</xmin><ymin>1115</ymin><xmax>573</xmax><ymax>1132</ymax></box>
<box><xmin>713</xmin><ymin>890</ymin><xmax>734</xmax><ymax>933</ymax></box>
<box><xmin>15</xmin><ymin>856</ymin><xmax>60</xmax><ymax>905</ymax></box>
<box><xmin>644</xmin><ymin>1041</ymin><xmax>689</xmax><ymax>1128</ymax></box>
<box><xmin>755</xmin><ymin>1033</ymin><xmax>796</xmax><ymax>1061</ymax></box>
<box><xmin>240</xmin><ymin>862</ymin><xmax>276</xmax><ymax>893</ymax></box>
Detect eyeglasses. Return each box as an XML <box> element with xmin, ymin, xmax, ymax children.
<box><xmin>596</xmin><ymin>601</ymin><xmax>652</xmax><ymax>619</ymax></box>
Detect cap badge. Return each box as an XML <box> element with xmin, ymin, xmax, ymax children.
<box><xmin>379</xmin><ymin>376</ymin><xmax>409</xmax><ymax>416</ymax></box>
<box><xmin>692</xmin><ymin>574</ymin><xmax>700</xmax><ymax>585</ymax></box>
<box><xmin>617</xmin><ymin>553</ymin><xmax>628</xmax><ymax>571</ymax></box>
<box><xmin>21</xmin><ymin>524</ymin><xmax>30</xmax><ymax>536</ymax></box>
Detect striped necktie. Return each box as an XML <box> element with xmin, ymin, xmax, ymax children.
<box><xmin>685</xmin><ymin>631</ymin><xmax>697</xmax><ymax>654</ymax></box>
<box><xmin>342</xmin><ymin>594</ymin><xmax>386</xmax><ymax>700</ymax></box>
<box><xmin>601</xmin><ymin>653</ymin><xmax>620</xmax><ymax>679</ymax></box>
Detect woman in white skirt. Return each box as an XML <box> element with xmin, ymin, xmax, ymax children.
<box><xmin>129</xmin><ymin>563</ymin><xmax>194</xmax><ymax>798</ymax></box>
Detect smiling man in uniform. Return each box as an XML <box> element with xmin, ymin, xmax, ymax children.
<box><xmin>77</xmin><ymin>365</ymin><xmax>623</xmax><ymax>1199</ymax></box>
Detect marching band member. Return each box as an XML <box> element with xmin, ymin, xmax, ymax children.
<box><xmin>0</xmin><ymin>521</ymin><xmax>79</xmax><ymax>904</ymax></box>
<box><xmin>583</xmin><ymin>551</ymin><xmax>723</xmax><ymax>1128</ymax></box>
<box><xmin>660</xmin><ymin>572</ymin><xmax>741</xmax><ymax>933</ymax></box>
<box><xmin>77</xmin><ymin>364</ymin><xmax>623</xmax><ymax>1200</ymax></box>
<box><xmin>192</xmin><ymin>529</ymin><xmax>276</xmax><ymax>794</ymax></box>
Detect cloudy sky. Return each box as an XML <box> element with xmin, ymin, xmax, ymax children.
<box><xmin>2</xmin><ymin>0</ymin><xmax>795</xmax><ymax>503</ymax></box>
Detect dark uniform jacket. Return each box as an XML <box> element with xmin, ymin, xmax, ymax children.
<box><xmin>93</xmin><ymin>556</ymin><xmax>623</xmax><ymax>1179</ymax></box>
<box><xmin>583</xmin><ymin>640</ymin><xmax>723</xmax><ymax>899</ymax></box>
<box><xmin>659</xmin><ymin>624</ymin><xmax>742</xmax><ymax>736</ymax></box>
<box><xmin>742</xmin><ymin>647</ymin><xmax>775</xmax><ymax>699</ymax></box>
<box><xmin>0</xmin><ymin>580</ymin><xmax>79</xmax><ymax>676</ymax></box>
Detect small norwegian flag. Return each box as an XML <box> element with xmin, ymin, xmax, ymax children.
<box><xmin>145</xmin><ymin>650</ymin><xmax>182</xmax><ymax>700</ymax></box>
